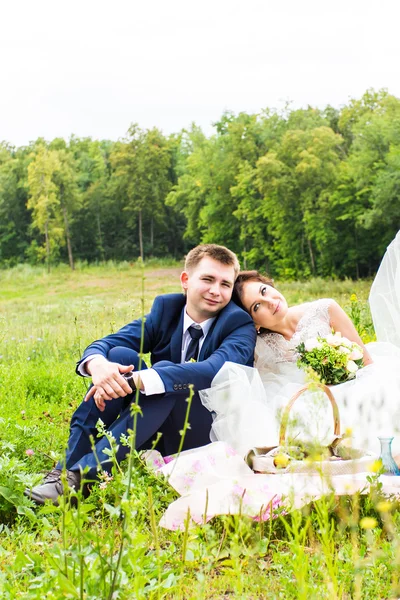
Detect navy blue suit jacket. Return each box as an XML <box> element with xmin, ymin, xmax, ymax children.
<box><xmin>77</xmin><ymin>293</ymin><xmax>256</xmax><ymax>392</ymax></box>
<box><xmin>74</xmin><ymin>294</ymin><xmax>256</xmax><ymax>454</ymax></box>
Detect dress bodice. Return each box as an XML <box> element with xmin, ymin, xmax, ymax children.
<box><xmin>255</xmin><ymin>298</ymin><xmax>333</xmax><ymax>370</ymax></box>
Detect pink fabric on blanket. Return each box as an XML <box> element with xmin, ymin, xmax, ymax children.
<box><xmin>142</xmin><ymin>442</ymin><xmax>400</xmax><ymax>531</ymax></box>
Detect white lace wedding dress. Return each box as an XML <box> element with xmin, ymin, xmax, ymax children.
<box><xmin>201</xmin><ymin>232</ymin><xmax>400</xmax><ymax>458</ymax></box>
<box><xmin>148</xmin><ymin>232</ymin><xmax>400</xmax><ymax>530</ymax></box>
<box><xmin>201</xmin><ymin>299</ymin><xmax>400</xmax><ymax>457</ymax></box>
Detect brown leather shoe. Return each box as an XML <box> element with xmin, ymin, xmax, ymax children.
<box><xmin>24</xmin><ymin>468</ymin><xmax>82</xmax><ymax>506</ymax></box>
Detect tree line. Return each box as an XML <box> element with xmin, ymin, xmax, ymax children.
<box><xmin>1</xmin><ymin>88</ymin><xmax>399</xmax><ymax>278</ymax></box>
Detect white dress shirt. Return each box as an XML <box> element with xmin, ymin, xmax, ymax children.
<box><xmin>79</xmin><ymin>309</ymin><xmax>215</xmax><ymax>396</ymax></box>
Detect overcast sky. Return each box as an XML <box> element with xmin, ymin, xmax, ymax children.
<box><xmin>1</xmin><ymin>0</ymin><xmax>399</xmax><ymax>146</ymax></box>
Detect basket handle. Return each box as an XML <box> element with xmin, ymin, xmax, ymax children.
<box><xmin>278</xmin><ymin>383</ymin><xmax>340</xmax><ymax>446</ymax></box>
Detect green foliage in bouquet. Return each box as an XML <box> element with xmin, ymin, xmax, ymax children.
<box><xmin>296</xmin><ymin>332</ymin><xmax>364</xmax><ymax>385</ymax></box>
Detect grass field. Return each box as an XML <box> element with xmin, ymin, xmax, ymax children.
<box><xmin>0</xmin><ymin>262</ymin><xmax>398</xmax><ymax>599</ymax></box>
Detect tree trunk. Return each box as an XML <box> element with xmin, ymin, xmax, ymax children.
<box><xmin>242</xmin><ymin>218</ymin><xmax>247</xmax><ymax>269</ymax></box>
<box><xmin>138</xmin><ymin>210</ymin><xmax>144</xmax><ymax>260</ymax></box>
<box><xmin>62</xmin><ymin>204</ymin><xmax>74</xmax><ymax>270</ymax></box>
<box><xmin>150</xmin><ymin>217</ymin><xmax>154</xmax><ymax>249</ymax></box>
<box><xmin>45</xmin><ymin>219</ymin><xmax>50</xmax><ymax>273</ymax></box>
<box><xmin>307</xmin><ymin>238</ymin><xmax>316</xmax><ymax>274</ymax></box>
<box><xmin>96</xmin><ymin>211</ymin><xmax>105</xmax><ymax>261</ymax></box>
<box><xmin>354</xmin><ymin>227</ymin><xmax>359</xmax><ymax>279</ymax></box>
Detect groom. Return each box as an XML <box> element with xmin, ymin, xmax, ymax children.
<box><xmin>26</xmin><ymin>243</ymin><xmax>256</xmax><ymax>504</ymax></box>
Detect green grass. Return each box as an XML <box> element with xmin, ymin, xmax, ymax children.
<box><xmin>0</xmin><ymin>262</ymin><xmax>398</xmax><ymax>599</ymax></box>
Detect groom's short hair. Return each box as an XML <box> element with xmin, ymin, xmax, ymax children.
<box><xmin>185</xmin><ymin>244</ymin><xmax>240</xmax><ymax>278</ymax></box>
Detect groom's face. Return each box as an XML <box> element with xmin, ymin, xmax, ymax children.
<box><xmin>180</xmin><ymin>256</ymin><xmax>235</xmax><ymax>322</ymax></box>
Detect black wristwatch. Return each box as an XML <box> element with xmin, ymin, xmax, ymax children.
<box><xmin>123</xmin><ymin>371</ymin><xmax>137</xmax><ymax>392</ymax></box>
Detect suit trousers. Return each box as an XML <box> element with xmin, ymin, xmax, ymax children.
<box><xmin>57</xmin><ymin>347</ymin><xmax>213</xmax><ymax>480</ymax></box>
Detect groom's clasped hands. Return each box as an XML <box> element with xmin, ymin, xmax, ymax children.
<box><xmin>84</xmin><ymin>356</ymin><xmax>138</xmax><ymax>411</ymax></box>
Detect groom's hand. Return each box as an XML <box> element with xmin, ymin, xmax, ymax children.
<box><xmin>84</xmin><ymin>357</ymin><xmax>136</xmax><ymax>412</ymax></box>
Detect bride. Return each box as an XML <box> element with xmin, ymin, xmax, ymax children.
<box><xmin>200</xmin><ymin>231</ymin><xmax>400</xmax><ymax>458</ymax></box>
<box><xmin>149</xmin><ymin>232</ymin><xmax>400</xmax><ymax>530</ymax></box>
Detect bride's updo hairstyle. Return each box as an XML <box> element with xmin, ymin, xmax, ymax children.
<box><xmin>233</xmin><ymin>270</ymin><xmax>275</xmax><ymax>312</ymax></box>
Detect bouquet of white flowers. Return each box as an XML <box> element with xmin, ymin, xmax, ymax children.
<box><xmin>296</xmin><ymin>332</ymin><xmax>364</xmax><ymax>385</ymax></box>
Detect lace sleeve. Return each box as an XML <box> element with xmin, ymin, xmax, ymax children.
<box><xmin>314</xmin><ymin>298</ymin><xmax>333</xmax><ymax>321</ymax></box>
<box><xmin>255</xmin><ymin>333</ymin><xmax>291</xmax><ymax>371</ymax></box>
<box><xmin>254</xmin><ymin>335</ymin><xmax>274</xmax><ymax>368</ymax></box>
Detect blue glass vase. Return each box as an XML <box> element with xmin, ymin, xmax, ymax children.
<box><xmin>378</xmin><ymin>437</ymin><xmax>400</xmax><ymax>476</ymax></box>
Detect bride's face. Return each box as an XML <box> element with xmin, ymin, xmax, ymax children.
<box><xmin>241</xmin><ymin>280</ymin><xmax>288</xmax><ymax>330</ymax></box>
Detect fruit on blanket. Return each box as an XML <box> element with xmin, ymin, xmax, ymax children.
<box><xmin>273</xmin><ymin>453</ymin><xmax>290</xmax><ymax>469</ymax></box>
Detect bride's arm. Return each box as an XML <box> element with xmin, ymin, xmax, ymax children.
<box><xmin>328</xmin><ymin>301</ymin><xmax>373</xmax><ymax>365</ymax></box>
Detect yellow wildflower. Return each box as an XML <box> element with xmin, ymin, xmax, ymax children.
<box><xmin>376</xmin><ymin>501</ymin><xmax>393</xmax><ymax>513</ymax></box>
<box><xmin>360</xmin><ymin>517</ymin><xmax>377</xmax><ymax>530</ymax></box>
<box><xmin>368</xmin><ymin>459</ymin><xmax>383</xmax><ymax>473</ymax></box>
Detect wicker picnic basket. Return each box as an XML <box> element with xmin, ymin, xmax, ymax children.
<box><xmin>246</xmin><ymin>382</ymin><xmax>377</xmax><ymax>476</ymax></box>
